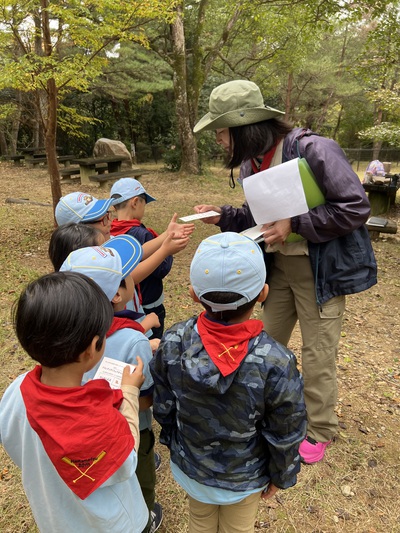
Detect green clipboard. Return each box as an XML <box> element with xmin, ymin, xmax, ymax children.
<box><xmin>285</xmin><ymin>158</ymin><xmax>325</xmax><ymax>243</ymax></box>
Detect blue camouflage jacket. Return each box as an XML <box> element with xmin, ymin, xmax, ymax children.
<box><xmin>150</xmin><ymin>316</ymin><xmax>307</xmax><ymax>491</ymax></box>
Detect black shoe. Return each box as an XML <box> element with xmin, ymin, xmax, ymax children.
<box><xmin>154</xmin><ymin>452</ymin><xmax>161</xmax><ymax>472</ymax></box>
<box><xmin>149</xmin><ymin>502</ymin><xmax>163</xmax><ymax>533</ymax></box>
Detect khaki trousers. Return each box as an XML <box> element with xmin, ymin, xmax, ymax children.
<box><xmin>262</xmin><ymin>253</ymin><xmax>345</xmax><ymax>442</ymax></box>
<box><xmin>136</xmin><ymin>428</ymin><xmax>156</xmax><ymax>512</ymax></box>
<box><xmin>188</xmin><ymin>491</ymin><xmax>262</xmax><ymax>533</ymax></box>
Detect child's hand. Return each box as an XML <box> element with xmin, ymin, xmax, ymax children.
<box><xmin>147</xmin><ymin>312</ymin><xmax>160</xmax><ymax>329</ymax></box>
<box><xmin>261</xmin><ymin>483</ymin><xmax>279</xmax><ymax>501</ymax></box>
<box><xmin>162</xmin><ymin>232</ymin><xmax>190</xmax><ymax>255</ymax></box>
<box><xmin>141</xmin><ymin>313</ymin><xmax>160</xmax><ymax>333</ymax></box>
<box><xmin>121</xmin><ymin>356</ymin><xmax>145</xmax><ymax>389</ymax></box>
<box><xmin>167</xmin><ymin>213</ymin><xmax>195</xmax><ymax>238</ymax></box>
<box><xmin>150</xmin><ymin>338</ymin><xmax>161</xmax><ymax>353</ymax></box>
<box><xmin>194</xmin><ymin>204</ymin><xmax>222</xmax><ymax>225</ymax></box>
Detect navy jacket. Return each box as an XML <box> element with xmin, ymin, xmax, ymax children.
<box><xmin>218</xmin><ymin>128</ymin><xmax>377</xmax><ymax>305</ymax></box>
<box><xmin>126</xmin><ymin>223</ymin><xmax>173</xmax><ymax>307</ymax></box>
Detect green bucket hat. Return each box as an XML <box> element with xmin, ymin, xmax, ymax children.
<box><xmin>193</xmin><ymin>80</ymin><xmax>284</xmax><ymax>133</ymax></box>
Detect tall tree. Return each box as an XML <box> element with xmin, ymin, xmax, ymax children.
<box><xmin>0</xmin><ymin>0</ymin><xmax>177</xmax><ymax>212</ymax></box>
<box><xmin>146</xmin><ymin>0</ymin><xmax>392</xmax><ymax>173</ymax></box>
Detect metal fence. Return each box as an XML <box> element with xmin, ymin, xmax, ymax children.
<box><xmin>343</xmin><ymin>148</ymin><xmax>400</xmax><ymax>170</ymax></box>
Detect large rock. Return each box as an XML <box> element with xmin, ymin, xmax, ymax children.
<box><xmin>93</xmin><ymin>138</ymin><xmax>132</xmax><ymax>168</ymax></box>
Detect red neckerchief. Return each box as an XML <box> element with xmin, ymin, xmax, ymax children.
<box><xmin>250</xmin><ymin>143</ymin><xmax>278</xmax><ymax>173</ymax></box>
<box><xmin>111</xmin><ymin>219</ymin><xmax>159</xmax><ymax>239</ymax></box>
<box><xmin>107</xmin><ymin>316</ymin><xmax>145</xmax><ymax>337</ymax></box>
<box><xmin>196</xmin><ymin>311</ymin><xmax>263</xmax><ymax>377</ymax></box>
<box><xmin>20</xmin><ymin>366</ymin><xmax>134</xmax><ymax>500</ymax></box>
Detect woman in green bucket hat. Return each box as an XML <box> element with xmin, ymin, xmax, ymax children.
<box><xmin>193</xmin><ymin>80</ymin><xmax>377</xmax><ymax>466</ymax></box>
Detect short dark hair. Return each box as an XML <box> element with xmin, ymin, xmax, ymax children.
<box><xmin>227</xmin><ymin>118</ymin><xmax>293</xmax><ymax>169</ymax></box>
<box><xmin>13</xmin><ymin>271</ymin><xmax>113</xmax><ymax>368</ymax></box>
<box><xmin>111</xmin><ymin>193</ymin><xmax>146</xmax><ymax>211</ymax></box>
<box><xmin>200</xmin><ymin>291</ymin><xmax>260</xmax><ymax>322</ymax></box>
<box><xmin>49</xmin><ymin>223</ymin><xmax>103</xmax><ymax>271</ymax></box>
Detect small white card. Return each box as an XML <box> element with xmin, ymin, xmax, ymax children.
<box><xmin>93</xmin><ymin>357</ymin><xmax>136</xmax><ymax>389</ymax></box>
<box><xmin>179</xmin><ymin>211</ymin><xmax>220</xmax><ymax>222</ymax></box>
<box><xmin>240</xmin><ymin>225</ymin><xmax>266</xmax><ymax>243</ymax></box>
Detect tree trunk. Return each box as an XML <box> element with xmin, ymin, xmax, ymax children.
<box><xmin>170</xmin><ymin>4</ymin><xmax>199</xmax><ymax>174</ymax></box>
<box><xmin>45</xmin><ymin>78</ymin><xmax>62</xmax><ymax>216</ymax></box>
<box><xmin>372</xmin><ymin>108</ymin><xmax>383</xmax><ymax>160</ymax></box>
<box><xmin>10</xmin><ymin>91</ymin><xmax>22</xmax><ymax>153</ymax></box>
<box><xmin>41</xmin><ymin>0</ymin><xmax>61</xmax><ymax>217</ymax></box>
<box><xmin>0</xmin><ymin>130</ymin><xmax>8</xmax><ymax>155</ymax></box>
<box><xmin>285</xmin><ymin>72</ymin><xmax>293</xmax><ymax>118</ymax></box>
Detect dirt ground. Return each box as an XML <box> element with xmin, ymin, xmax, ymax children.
<box><xmin>0</xmin><ymin>161</ymin><xmax>399</xmax><ymax>533</ymax></box>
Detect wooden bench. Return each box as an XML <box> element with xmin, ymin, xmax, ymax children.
<box><xmin>2</xmin><ymin>154</ymin><xmax>25</xmax><ymax>165</ymax></box>
<box><xmin>365</xmin><ymin>217</ymin><xmax>397</xmax><ymax>240</ymax></box>
<box><xmin>88</xmin><ymin>169</ymin><xmax>149</xmax><ymax>189</ymax></box>
<box><xmin>60</xmin><ymin>163</ymin><xmax>108</xmax><ymax>180</ymax></box>
<box><xmin>60</xmin><ymin>167</ymin><xmax>80</xmax><ymax>177</ymax></box>
<box><xmin>57</xmin><ymin>155</ymin><xmax>76</xmax><ymax>167</ymax></box>
<box><xmin>25</xmin><ymin>156</ymin><xmax>47</xmax><ymax>167</ymax></box>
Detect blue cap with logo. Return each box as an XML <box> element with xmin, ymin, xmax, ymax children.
<box><xmin>110</xmin><ymin>178</ymin><xmax>156</xmax><ymax>205</ymax></box>
<box><xmin>60</xmin><ymin>234</ymin><xmax>143</xmax><ymax>300</ymax></box>
<box><xmin>190</xmin><ymin>232</ymin><xmax>266</xmax><ymax>311</ymax></box>
<box><xmin>55</xmin><ymin>192</ymin><xmax>113</xmax><ymax>226</ymax></box>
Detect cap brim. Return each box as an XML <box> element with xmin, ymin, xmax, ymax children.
<box><xmin>193</xmin><ymin>106</ymin><xmax>284</xmax><ymax>133</ymax></box>
<box><xmin>103</xmin><ymin>234</ymin><xmax>143</xmax><ymax>278</ymax></box>
<box><xmin>144</xmin><ymin>193</ymin><xmax>156</xmax><ymax>203</ymax></box>
<box><xmin>82</xmin><ymin>198</ymin><xmax>114</xmax><ymax>222</ymax></box>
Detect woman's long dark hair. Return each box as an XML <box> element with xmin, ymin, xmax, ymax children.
<box><xmin>227</xmin><ymin>118</ymin><xmax>293</xmax><ymax>169</ymax></box>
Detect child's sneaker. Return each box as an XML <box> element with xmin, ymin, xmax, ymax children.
<box><xmin>299</xmin><ymin>436</ymin><xmax>331</xmax><ymax>464</ymax></box>
<box><xmin>149</xmin><ymin>502</ymin><xmax>163</xmax><ymax>532</ymax></box>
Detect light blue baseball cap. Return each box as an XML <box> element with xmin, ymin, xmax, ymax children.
<box><xmin>60</xmin><ymin>234</ymin><xmax>143</xmax><ymax>300</ymax></box>
<box><xmin>110</xmin><ymin>178</ymin><xmax>156</xmax><ymax>205</ymax></box>
<box><xmin>55</xmin><ymin>192</ymin><xmax>113</xmax><ymax>226</ymax></box>
<box><xmin>190</xmin><ymin>232</ymin><xmax>266</xmax><ymax>311</ymax></box>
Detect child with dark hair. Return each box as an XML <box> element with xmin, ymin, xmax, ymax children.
<box><xmin>55</xmin><ymin>190</ymin><xmax>193</xmax><ymax>339</ymax></box>
<box><xmin>0</xmin><ymin>271</ymin><xmax>149</xmax><ymax>533</ymax></box>
<box><xmin>110</xmin><ymin>178</ymin><xmax>191</xmax><ymax>339</ymax></box>
<box><xmin>48</xmin><ymin>223</ymin><xmax>159</xmax><ymax>339</ymax></box>
<box><xmin>48</xmin><ymin>222</ymin><xmax>104</xmax><ymax>271</ymax></box>
<box><xmin>150</xmin><ymin>232</ymin><xmax>306</xmax><ymax>533</ymax></box>
<box><xmin>60</xmin><ymin>235</ymin><xmax>164</xmax><ymax>532</ymax></box>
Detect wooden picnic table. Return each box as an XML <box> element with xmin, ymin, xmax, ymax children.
<box><xmin>71</xmin><ymin>156</ymin><xmax>130</xmax><ymax>185</ymax></box>
<box><xmin>363</xmin><ymin>174</ymin><xmax>399</xmax><ymax>216</ymax></box>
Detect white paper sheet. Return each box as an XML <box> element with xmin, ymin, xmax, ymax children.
<box><xmin>240</xmin><ymin>225</ymin><xmax>265</xmax><ymax>243</ymax></box>
<box><xmin>93</xmin><ymin>357</ymin><xmax>136</xmax><ymax>389</ymax></box>
<box><xmin>243</xmin><ymin>158</ymin><xmax>308</xmax><ymax>224</ymax></box>
<box><xmin>179</xmin><ymin>211</ymin><xmax>220</xmax><ymax>222</ymax></box>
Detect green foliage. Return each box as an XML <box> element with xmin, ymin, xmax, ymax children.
<box><xmin>0</xmin><ymin>0</ymin><xmax>179</xmax><ymax>144</ymax></box>
<box><xmin>57</xmin><ymin>104</ymin><xmax>101</xmax><ymax>139</ymax></box>
<box><xmin>358</xmin><ymin>122</ymin><xmax>400</xmax><ymax>146</ymax></box>
<box><xmin>0</xmin><ymin>102</ymin><xmax>17</xmax><ymax>121</ymax></box>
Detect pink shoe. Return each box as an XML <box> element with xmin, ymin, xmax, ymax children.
<box><xmin>299</xmin><ymin>436</ymin><xmax>331</xmax><ymax>464</ymax></box>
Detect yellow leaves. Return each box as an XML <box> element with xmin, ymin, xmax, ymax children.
<box><xmin>0</xmin><ymin>0</ymin><xmax>178</xmax><ymax>94</ymax></box>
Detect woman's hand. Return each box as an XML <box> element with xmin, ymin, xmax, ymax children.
<box><xmin>261</xmin><ymin>218</ymin><xmax>292</xmax><ymax>245</ymax></box>
<box><xmin>193</xmin><ymin>204</ymin><xmax>222</xmax><ymax>225</ymax></box>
